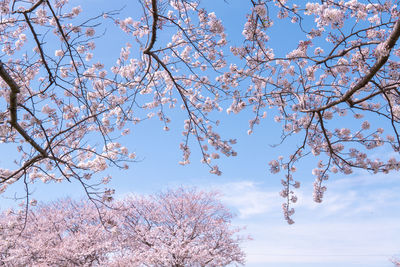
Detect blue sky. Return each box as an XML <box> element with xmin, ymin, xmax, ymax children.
<box><xmin>1</xmin><ymin>0</ymin><xmax>400</xmax><ymax>266</ymax></box>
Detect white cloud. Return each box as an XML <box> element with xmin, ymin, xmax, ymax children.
<box><xmin>212</xmin><ymin>181</ymin><xmax>281</xmax><ymax>218</ymax></box>
<box><xmin>207</xmin><ymin>175</ymin><xmax>400</xmax><ymax>266</ymax></box>
<box><xmin>296</xmin><ymin>172</ymin><xmax>400</xmax><ymax>217</ymax></box>
<box><xmin>210</xmin><ymin>171</ymin><xmax>400</xmax><ymax>220</ymax></box>
<box><xmin>327</xmin><ymin>171</ymin><xmax>400</xmax><ymax>188</ymax></box>
<box><xmin>242</xmin><ymin>220</ymin><xmax>400</xmax><ymax>266</ymax></box>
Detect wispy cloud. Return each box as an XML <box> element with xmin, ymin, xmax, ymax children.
<box><xmin>211</xmin><ymin>181</ymin><xmax>281</xmax><ymax>218</ymax></box>
<box><xmin>296</xmin><ymin>172</ymin><xmax>400</xmax><ymax>218</ymax></box>
<box><xmin>206</xmin><ymin>172</ymin><xmax>400</xmax><ymax>266</ymax></box>
<box><xmin>210</xmin><ymin>172</ymin><xmax>400</xmax><ymax>220</ymax></box>
<box><xmin>242</xmin><ymin>220</ymin><xmax>400</xmax><ymax>266</ymax></box>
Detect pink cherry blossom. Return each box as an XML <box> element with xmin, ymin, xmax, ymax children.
<box><xmin>0</xmin><ymin>188</ymin><xmax>247</xmax><ymax>266</ymax></box>
<box><xmin>0</xmin><ymin>0</ymin><xmax>399</xmax><ymax>226</ymax></box>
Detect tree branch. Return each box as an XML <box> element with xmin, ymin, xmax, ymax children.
<box><xmin>143</xmin><ymin>0</ymin><xmax>158</xmax><ymax>55</ymax></box>
<box><xmin>0</xmin><ymin>61</ymin><xmax>47</xmax><ymax>157</ymax></box>
<box><xmin>304</xmin><ymin>19</ymin><xmax>400</xmax><ymax>113</ymax></box>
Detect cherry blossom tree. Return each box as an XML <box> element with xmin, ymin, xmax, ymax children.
<box><xmin>0</xmin><ymin>199</ymin><xmax>117</xmax><ymax>266</ymax></box>
<box><xmin>112</xmin><ymin>187</ymin><xmax>246</xmax><ymax>266</ymax></box>
<box><xmin>0</xmin><ymin>188</ymin><xmax>247</xmax><ymax>266</ymax></box>
<box><xmin>1</xmin><ymin>0</ymin><xmax>400</xmax><ymax>223</ymax></box>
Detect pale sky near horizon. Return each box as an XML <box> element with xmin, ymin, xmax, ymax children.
<box><xmin>1</xmin><ymin>1</ymin><xmax>400</xmax><ymax>266</ymax></box>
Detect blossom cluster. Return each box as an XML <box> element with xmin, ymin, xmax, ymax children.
<box><xmin>0</xmin><ymin>188</ymin><xmax>247</xmax><ymax>266</ymax></box>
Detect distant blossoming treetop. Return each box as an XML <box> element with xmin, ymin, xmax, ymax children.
<box><xmin>0</xmin><ymin>187</ymin><xmax>247</xmax><ymax>266</ymax></box>
<box><xmin>0</xmin><ymin>0</ymin><xmax>399</xmax><ymax>223</ymax></box>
